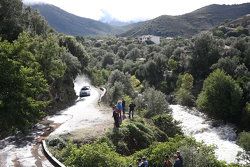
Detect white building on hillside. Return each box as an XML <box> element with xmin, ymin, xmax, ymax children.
<box><xmin>138</xmin><ymin>35</ymin><xmax>160</xmax><ymax>44</ymax></box>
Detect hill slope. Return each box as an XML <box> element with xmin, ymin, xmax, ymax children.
<box><xmin>31</xmin><ymin>4</ymin><xmax>121</xmax><ymax>36</ymax></box>
<box><xmin>121</xmin><ymin>3</ymin><xmax>250</xmax><ymax>37</ymax></box>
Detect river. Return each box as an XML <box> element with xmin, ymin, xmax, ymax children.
<box><xmin>170</xmin><ymin>105</ymin><xmax>247</xmax><ymax>164</ymax></box>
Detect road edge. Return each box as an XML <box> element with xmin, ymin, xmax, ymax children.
<box><xmin>42</xmin><ymin>140</ymin><xmax>66</xmax><ymax>167</ymax></box>
<box><xmin>41</xmin><ymin>87</ymin><xmax>106</xmax><ymax>167</ymax></box>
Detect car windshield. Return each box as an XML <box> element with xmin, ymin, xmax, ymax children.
<box><xmin>81</xmin><ymin>86</ymin><xmax>90</xmax><ymax>90</ymax></box>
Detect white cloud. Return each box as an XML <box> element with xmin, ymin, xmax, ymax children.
<box><xmin>22</xmin><ymin>0</ymin><xmax>250</xmax><ymax>21</ymax></box>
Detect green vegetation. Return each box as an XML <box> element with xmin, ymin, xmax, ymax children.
<box><xmin>0</xmin><ymin>0</ymin><xmax>88</xmax><ymax>137</ymax></box>
<box><xmin>174</xmin><ymin>73</ymin><xmax>194</xmax><ymax>106</ymax></box>
<box><xmin>2</xmin><ymin>0</ymin><xmax>250</xmax><ymax>165</ymax></box>
<box><xmin>105</xmin><ymin>118</ymin><xmax>168</xmax><ymax>155</ymax></box>
<box><xmin>197</xmin><ymin>69</ymin><xmax>243</xmax><ymax>123</ymax></box>
<box><xmin>238</xmin><ymin>132</ymin><xmax>250</xmax><ymax>151</ymax></box>
<box><xmin>51</xmin><ymin>134</ymin><xmax>234</xmax><ymax>167</ymax></box>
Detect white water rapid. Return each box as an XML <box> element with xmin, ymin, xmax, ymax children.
<box><xmin>170</xmin><ymin>105</ymin><xmax>246</xmax><ymax>164</ymax></box>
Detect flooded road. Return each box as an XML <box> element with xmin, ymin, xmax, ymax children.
<box><xmin>0</xmin><ymin>75</ymin><xmax>112</xmax><ymax>167</ymax></box>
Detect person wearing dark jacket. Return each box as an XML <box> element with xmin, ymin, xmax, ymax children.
<box><xmin>141</xmin><ymin>157</ymin><xmax>149</xmax><ymax>167</ymax></box>
<box><xmin>129</xmin><ymin>102</ymin><xmax>136</xmax><ymax>119</ymax></box>
<box><xmin>112</xmin><ymin>106</ymin><xmax>120</xmax><ymax>128</ymax></box>
<box><xmin>177</xmin><ymin>151</ymin><xmax>183</xmax><ymax>167</ymax></box>
<box><xmin>173</xmin><ymin>154</ymin><xmax>182</xmax><ymax>167</ymax></box>
<box><xmin>122</xmin><ymin>99</ymin><xmax>126</xmax><ymax>115</ymax></box>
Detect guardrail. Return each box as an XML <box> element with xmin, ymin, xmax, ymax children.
<box><xmin>42</xmin><ymin>87</ymin><xmax>106</xmax><ymax>167</ymax></box>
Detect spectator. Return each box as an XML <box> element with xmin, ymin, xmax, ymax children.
<box><xmin>129</xmin><ymin>102</ymin><xmax>136</xmax><ymax>119</ymax></box>
<box><xmin>163</xmin><ymin>155</ymin><xmax>173</xmax><ymax>167</ymax></box>
<box><xmin>141</xmin><ymin>157</ymin><xmax>149</xmax><ymax>167</ymax></box>
<box><xmin>137</xmin><ymin>158</ymin><xmax>143</xmax><ymax>167</ymax></box>
<box><xmin>173</xmin><ymin>154</ymin><xmax>181</xmax><ymax>167</ymax></box>
<box><xmin>176</xmin><ymin>151</ymin><xmax>183</xmax><ymax>167</ymax></box>
<box><xmin>112</xmin><ymin>106</ymin><xmax>120</xmax><ymax>128</ymax></box>
<box><xmin>122</xmin><ymin>98</ymin><xmax>126</xmax><ymax>115</ymax></box>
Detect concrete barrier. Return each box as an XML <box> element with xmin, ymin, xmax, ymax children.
<box><xmin>42</xmin><ymin>140</ymin><xmax>66</xmax><ymax>167</ymax></box>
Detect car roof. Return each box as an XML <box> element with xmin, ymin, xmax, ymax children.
<box><xmin>81</xmin><ymin>86</ymin><xmax>90</xmax><ymax>90</ymax></box>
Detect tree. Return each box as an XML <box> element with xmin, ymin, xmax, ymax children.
<box><xmin>175</xmin><ymin>73</ymin><xmax>194</xmax><ymax>106</ymax></box>
<box><xmin>102</xmin><ymin>52</ymin><xmax>114</xmax><ymax>68</ymax></box>
<box><xmin>211</xmin><ymin>56</ymin><xmax>239</xmax><ymax>76</ymax></box>
<box><xmin>143</xmin><ymin>88</ymin><xmax>170</xmax><ymax>118</ymax></box>
<box><xmin>143</xmin><ymin>60</ymin><xmax>165</xmax><ymax>87</ymax></box>
<box><xmin>108</xmin><ymin>70</ymin><xmax>133</xmax><ymax>96</ymax></box>
<box><xmin>0</xmin><ymin>0</ymin><xmax>23</xmax><ymax>41</ymax></box>
<box><xmin>189</xmin><ymin>33</ymin><xmax>221</xmax><ymax>79</ymax></box>
<box><xmin>59</xmin><ymin>36</ymin><xmax>89</xmax><ymax>70</ymax></box>
<box><xmin>22</xmin><ymin>7</ymin><xmax>51</xmax><ymax>35</ymax></box>
<box><xmin>196</xmin><ymin>69</ymin><xmax>243</xmax><ymax>123</ymax></box>
<box><xmin>125</xmin><ymin>48</ymin><xmax>140</xmax><ymax>61</ymax></box>
<box><xmin>0</xmin><ymin>39</ymin><xmax>49</xmax><ymax>134</ymax></box>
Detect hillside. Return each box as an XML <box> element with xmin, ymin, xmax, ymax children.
<box><xmin>120</xmin><ymin>3</ymin><xmax>250</xmax><ymax>37</ymax></box>
<box><xmin>31</xmin><ymin>4</ymin><xmax>123</xmax><ymax>36</ymax></box>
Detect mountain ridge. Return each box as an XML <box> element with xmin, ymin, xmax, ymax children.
<box><xmin>120</xmin><ymin>3</ymin><xmax>250</xmax><ymax>37</ymax></box>
<box><xmin>31</xmin><ymin>4</ymin><xmax>123</xmax><ymax>36</ymax></box>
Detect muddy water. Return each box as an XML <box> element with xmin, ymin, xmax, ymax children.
<box><xmin>0</xmin><ymin>75</ymin><xmax>111</xmax><ymax>167</ymax></box>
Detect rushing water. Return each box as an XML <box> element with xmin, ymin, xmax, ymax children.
<box><xmin>170</xmin><ymin>105</ymin><xmax>245</xmax><ymax>164</ymax></box>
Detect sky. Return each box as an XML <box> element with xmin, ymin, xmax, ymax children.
<box><xmin>23</xmin><ymin>0</ymin><xmax>250</xmax><ymax>22</ymax></box>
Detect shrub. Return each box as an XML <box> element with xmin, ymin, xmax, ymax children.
<box><xmin>61</xmin><ymin>142</ymin><xmax>130</xmax><ymax>167</ymax></box>
<box><xmin>106</xmin><ymin>119</ymin><xmax>167</xmax><ymax>155</ymax></box>
<box><xmin>237</xmin><ymin>131</ymin><xmax>250</xmax><ymax>151</ymax></box>
<box><xmin>152</xmin><ymin>114</ymin><xmax>182</xmax><ymax>137</ymax></box>
<box><xmin>132</xmin><ymin>137</ymin><xmax>227</xmax><ymax>167</ymax></box>
<box><xmin>143</xmin><ymin>88</ymin><xmax>171</xmax><ymax>118</ymax></box>
<box><xmin>196</xmin><ymin>69</ymin><xmax>243</xmax><ymax>123</ymax></box>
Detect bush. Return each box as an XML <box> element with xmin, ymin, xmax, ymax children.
<box><xmin>152</xmin><ymin>114</ymin><xmax>182</xmax><ymax>137</ymax></box>
<box><xmin>143</xmin><ymin>88</ymin><xmax>171</xmax><ymax>118</ymax></box>
<box><xmin>196</xmin><ymin>69</ymin><xmax>243</xmax><ymax>123</ymax></box>
<box><xmin>47</xmin><ymin>137</ymin><xmax>66</xmax><ymax>149</ymax></box>
<box><xmin>238</xmin><ymin>131</ymin><xmax>250</xmax><ymax>151</ymax></box>
<box><xmin>132</xmin><ymin>137</ymin><xmax>227</xmax><ymax>167</ymax></box>
<box><xmin>60</xmin><ymin>142</ymin><xmax>130</xmax><ymax>167</ymax></box>
<box><xmin>106</xmin><ymin>119</ymin><xmax>167</xmax><ymax>155</ymax></box>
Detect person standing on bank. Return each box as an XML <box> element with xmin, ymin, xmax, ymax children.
<box><xmin>176</xmin><ymin>151</ymin><xmax>183</xmax><ymax>167</ymax></box>
<box><xmin>112</xmin><ymin>106</ymin><xmax>120</xmax><ymax>128</ymax></box>
<box><xmin>122</xmin><ymin>98</ymin><xmax>126</xmax><ymax>118</ymax></box>
<box><xmin>116</xmin><ymin>100</ymin><xmax>123</xmax><ymax>120</ymax></box>
<box><xmin>129</xmin><ymin>102</ymin><xmax>136</xmax><ymax>119</ymax></box>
